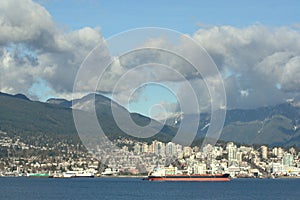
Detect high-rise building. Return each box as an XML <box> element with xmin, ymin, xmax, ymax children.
<box><xmin>289</xmin><ymin>147</ymin><xmax>296</xmax><ymax>155</ymax></box>
<box><xmin>184</xmin><ymin>146</ymin><xmax>192</xmax><ymax>157</ymax></box>
<box><xmin>176</xmin><ymin>144</ymin><xmax>183</xmax><ymax>159</ymax></box>
<box><xmin>141</xmin><ymin>143</ymin><xmax>148</xmax><ymax>153</ymax></box>
<box><xmin>228</xmin><ymin>148</ymin><xmax>236</xmax><ymax>160</ymax></box>
<box><xmin>277</xmin><ymin>147</ymin><xmax>283</xmax><ymax>158</ymax></box>
<box><xmin>282</xmin><ymin>152</ymin><xmax>293</xmax><ymax>167</ymax></box>
<box><xmin>152</xmin><ymin>140</ymin><xmax>164</xmax><ymax>155</ymax></box>
<box><xmin>226</xmin><ymin>142</ymin><xmax>235</xmax><ymax>149</ymax></box>
<box><xmin>261</xmin><ymin>146</ymin><xmax>268</xmax><ymax>160</ymax></box>
<box><xmin>272</xmin><ymin>147</ymin><xmax>278</xmax><ymax>156</ymax></box>
<box><xmin>236</xmin><ymin>151</ymin><xmax>243</xmax><ymax>163</ymax></box>
<box><xmin>133</xmin><ymin>143</ymin><xmax>141</xmax><ymax>154</ymax></box>
<box><xmin>176</xmin><ymin>144</ymin><xmax>183</xmax><ymax>153</ymax></box>
<box><xmin>166</xmin><ymin>142</ymin><xmax>176</xmax><ymax>156</ymax></box>
<box><xmin>148</xmin><ymin>143</ymin><xmax>154</xmax><ymax>154</ymax></box>
<box><xmin>226</xmin><ymin>142</ymin><xmax>237</xmax><ymax>165</ymax></box>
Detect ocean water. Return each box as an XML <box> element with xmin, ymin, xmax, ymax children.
<box><xmin>0</xmin><ymin>177</ymin><xmax>299</xmax><ymax>200</ymax></box>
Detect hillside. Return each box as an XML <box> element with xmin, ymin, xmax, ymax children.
<box><xmin>0</xmin><ymin>92</ymin><xmax>76</xmax><ymax>136</ymax></box>
<box><xmin>0</xmin><ymin>92</ymin><xmax>175</xmax><ymax>143</ymax></box>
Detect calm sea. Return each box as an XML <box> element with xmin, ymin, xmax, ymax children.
<box><xmin>0</xmin><ymin>177</ymin><xmax>299</xmax><ymax>200</ymax></box>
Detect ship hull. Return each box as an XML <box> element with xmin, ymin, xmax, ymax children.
<box><xmin>147</xmin><ymin>174</ymin><xmax>230</xmax><ymax>182</ymax></box>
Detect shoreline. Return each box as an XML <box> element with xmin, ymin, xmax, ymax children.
<box><xmin>2</xmin><ymin>175</ymin><xmax>300</xmax><ymax>179</ymax></box>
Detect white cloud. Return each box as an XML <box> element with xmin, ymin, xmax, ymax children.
<box><xmin>0</xmin><ymin>0</ymin><xmax>56</xmax><ymax>48</ymax></box>
<box><xmin>0</xmin><ymin>0</ymin><xmax>104</xmax><ymax>100</ymax></box>
<box><xmin>194</xmin><ymin>25</ymin><xmax>300</xmax><ymax>109</ymax></box>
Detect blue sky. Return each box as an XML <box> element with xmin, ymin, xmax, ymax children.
<box><xmin>40</xmin><ymin>0</ymin><xmax>300</xmax><ymax>37</ymax></box>
<box><xmin>127</xmin><ymin>83</ymin><xmax>178</xmax><ymax>118</ymax></box>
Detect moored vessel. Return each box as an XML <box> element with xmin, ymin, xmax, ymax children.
<box><xmin>62</xmin><ymin>171</ymin><xmax>94</xmax><ymax>178</ymax></box>
<box><xmin>27</xmin><ymin>173</ymin><xmax>53</xmax><ymax>178</ymax></box>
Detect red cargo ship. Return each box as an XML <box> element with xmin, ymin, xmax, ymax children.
<box><xmin>147</xmin><ymin>167</ymin><xmax>230</xmax><ymax>182</ymax></box>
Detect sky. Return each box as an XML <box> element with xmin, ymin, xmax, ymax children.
<box><xmin>1</xmin><ymin>0</ymin><xmax>300</xmax><ymax>119</ymax></box>
<box><xmin>39</xmin><ymin>0</ymin><xmax>300</xmax><ymax>36</ymax></box>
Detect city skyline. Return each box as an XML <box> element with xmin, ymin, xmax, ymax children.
<box><xmin>1</xmin><ymin>127</ymin><xmax>300</xmax><ymax>178</ymax></box>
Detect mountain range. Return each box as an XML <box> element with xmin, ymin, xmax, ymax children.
<box><xmin>1</xmin><ymin>91</ymin><xmax>300</xmax><ymax>146</ymax></box>
<box><xmin>164</xmin><ymin>102</ymin><xmax>300</xmax><ymax>147</ymax></box>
